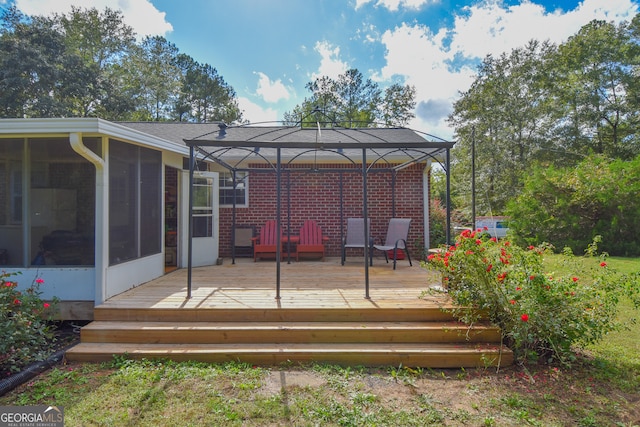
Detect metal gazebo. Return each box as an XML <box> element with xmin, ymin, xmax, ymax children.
<box><xmin>184</xmin><ymin>123</ymin><xmax>455</xmax><ymax>300</ymax></box>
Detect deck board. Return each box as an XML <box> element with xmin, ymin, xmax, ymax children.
<box><xmin>100</xmin><ymin>257</ymin><xmax>447</xmax><ymax>310</ymax></box>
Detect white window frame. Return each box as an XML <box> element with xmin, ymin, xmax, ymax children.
<box><xmin>219</xmin><ymin>171</ymin><xmax>248</xmax><ymax>208</ymax></box>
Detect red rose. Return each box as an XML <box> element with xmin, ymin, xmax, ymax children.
<box><xmin>521</xmin><ymin>314</ymin><xmax>529</xmax><ymax>322</ymax></box>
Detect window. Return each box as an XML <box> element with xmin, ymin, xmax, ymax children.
<box><xmin>0</xmin><ymin>139</ymin><xmax>24</xmax><ymax>266</ymax></box>
<box><xmin>219</xmin><ymin>171</ymin><xmax>248</xmax><ymax>207</ymax></box>
<box><xmin>192</xmin><ymin>176</ymin><xmax>214</xmax><ymax>238</ymax></box>
<box><xmin>109</xmin><ymin>140</ymin><xmax>161</xmax><ymax>265</ymax></box>
<box><xmin>29</xmin><ymin>138</ymin><xmax>96</xmax><ymax>267</ymax></box>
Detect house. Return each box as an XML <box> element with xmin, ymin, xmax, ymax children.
<box><xmin>0</xmin><ymin>118</ymin><xmax>453</xmax><ymax>319</ymax></box>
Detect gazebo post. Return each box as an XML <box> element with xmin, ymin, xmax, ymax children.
<box><xmin>286</xmin><ymin>169</ymin><xmax>292</xmax><ymax>264</ymax></box>
<box><xmin>275</xmin><ymin>148</ymin><xmax>282</xmax><ymax>299</ymax></box>
<box><xmin>391</xmin><ymin>170</ymin><xmax>396</xmax><ymax>217</ymax></box>
<box><xmin>231</xmin><ymin>169</ymin><xmax>237</xmax><ymax>264</ymax></box>
<box><xmin>187</xmin><ymin>145</ymin><xmax>194</xmax><ymax>299</ymax></box>
<box><xmin>339</xmin><ymin>172</ymin><xmax>344</xmax><ymax>261</ymax></box>
<box><xmin>362</xmin><ymin>148</ymin><xmax>370</xmax><ymax>299</ymax></box>
<box><xmin>446</xmin><ymin>148</ymin><xmax>452</xmax><ymax>246</ymax></box>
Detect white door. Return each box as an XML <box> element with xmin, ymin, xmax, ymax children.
<box><xmin>180</xmin><ymin>171</ymin><xmax>219</xmax><ymax>267</ymax></box>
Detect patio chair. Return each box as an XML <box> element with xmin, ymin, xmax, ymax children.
<box><xmin>341</xmin><ymin>218</ymin><xmax>372</xmax><ymax>266</ymax></box>
<box><xmin>252</xmin><ymin>220</ymin><xmax>280</xmax><ymax>261</ymax></box>
<box><xmin>372</xmin><ymin>218</ymin><xmax>413</xmax><ymax>269</ymax></box>
<box><xmin>295</xmin><ymin>220</ymin><xmax>329</xmax><ymax>261</ymax></box>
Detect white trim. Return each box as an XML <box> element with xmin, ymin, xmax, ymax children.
<box><xmin>105</xmin><ymin>254</ymin><xmax>164</xmax><ymax>300</ymax></box>
<box><xmin>0</xmin><ymin>118</ymin><xmax>190</xmax><ymax>156</ymax></box>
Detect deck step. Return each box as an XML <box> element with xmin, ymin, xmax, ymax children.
<box><xmin>80</xmin><ymin>321</ymin><xmax>502</xmax><ymax>344</ymax></box>
<box><xmin>65</xmin><ymin>342</ymin><xmax>514</xmax><ymax>368</ymax></box>
<box><xmin>72</xmin><ymin>297</ymin><xmax>512</xmax><ymax>368</ymax></box>
<box><xmin>92</xmin><ymin>306</ymin><xmax>456</xmax><ymax>322</ymax></box>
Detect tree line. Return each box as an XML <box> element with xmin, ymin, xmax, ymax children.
<box><xmin>283</xmin><ymin>68</ymin><xmax>416</xmax><ymax>128</ymax></box>
<box><xmin>445</xmin><ymin>15</ymin><xmax>640</xmax><ymax>255</ymax></box>
<box><xmin>0</xmin><ymin>6</ymin><xmax>417</xmax><ymax>128</ymax></box>
<box><xmin>447</xmin><ymin>16</ymin><xmax>640</xmax><ymax>214</ymax></box>
<box><xmin>0</xmin><ymin>6</ymin><xmax>243</xmax><ymax>123</ymax></box>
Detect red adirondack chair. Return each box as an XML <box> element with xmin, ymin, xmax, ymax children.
<box><xmin>252</xmin><ymin>220</ymin><xmax>280</xmax><ymax>261</ymax></box>
<box><xmin>295</xmin><ymin>220</ymin><xmax>329</xmax><ymax>261</ymax></box>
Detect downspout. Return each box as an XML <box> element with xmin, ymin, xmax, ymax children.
<box><xmin>69</xmin><ymin>132</ymin><xmax>108</xmax><ymax>305</ymax></box>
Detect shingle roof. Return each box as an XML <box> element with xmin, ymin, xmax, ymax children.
<box><xmin>117</xmin><ymin>122</ymin><xmax>221</xmax><ymax>145</ymax></box>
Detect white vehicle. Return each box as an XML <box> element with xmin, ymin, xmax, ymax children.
<box><xmin>475</xmin><ymin>216</ymin><xmax>509</xmax><ymax>239</ymax></box>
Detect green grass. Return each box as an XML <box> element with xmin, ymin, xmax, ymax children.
<box><xmin>1</xmin><ymin>257</ymin><xmax>638</xmax><ymax>426</ymax></box>
<box><xmin>3</xmin><ymin>356</ymin><xmax>638</xmax><ymax>426</ymax></box>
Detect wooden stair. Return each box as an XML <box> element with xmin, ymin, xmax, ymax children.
<box><xmin>66</xmin><ymin>305</ymin><xmax>514</xmax><ymax>368</ymax></box>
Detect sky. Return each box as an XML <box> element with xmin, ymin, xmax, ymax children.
<box><xmin>1</xmin><ymin>0</ymin><xmax>639</xmax><ymax>139</ymax></box>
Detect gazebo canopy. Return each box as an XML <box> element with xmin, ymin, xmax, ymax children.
<box><xmin>184</xmin><ymin>124</ymin><xmax>453</xmax><ymax>170</ymax></box>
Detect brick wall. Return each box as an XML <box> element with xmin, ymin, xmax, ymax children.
<box><xmin>219</xmin><ymin>163</ymin><xmax>429</xmax><ymax>259</ymax></box>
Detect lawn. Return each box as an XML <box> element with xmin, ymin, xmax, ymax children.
<box><xmin>1</xmin><ymin>257</ymin><xmax>638</xmax><ymax>426</ymax></box>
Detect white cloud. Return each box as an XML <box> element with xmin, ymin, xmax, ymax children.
<box><xmin>355</xmin><ymin>0</ymin><xmax>435</xmax><ymax>11</ymax></box>
<box><xmin>376</xmin><ymin>0</ymin><xmax>639</xmax><ymax>138</ymax></box>
<box><xmin>237</xmin><ymin>97</ymin><xmax>280</xmax><ymax>125</ymax></box>
<box><xmin>254</xmin><ymin>72</ymin><xmax>291</xmax><ymax>104</ymax></box>
<box><xmin>450</xmin><ymin>0</ymin><xmax>638</xmax><ymax>60</ymax></box>
<box><xmin>311</xmin><ymin>41</ymin><xmax>349</xmax><ymax>80</ymax></box>
<box><xmin>13</xmin><ymin>0</ymin><xmax>172</xmax><ymax>38</ymax></box>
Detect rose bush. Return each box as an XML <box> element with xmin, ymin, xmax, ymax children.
<box><xmin>424</xmin><ymin>230</ymin><xmax>640</xmax><ymax>365</ymax></box>
<box><xmin>0</xmin><ymin>271</ymin><xmax>57</xmax><ymax>375</ymax></box>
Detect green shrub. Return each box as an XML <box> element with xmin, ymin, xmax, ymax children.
<box><xmin>429</xmin><ymin>198</ymin><xmax>467</xmax><ymax>248</ymax></box>
<box><xmin>429</xmin><ymin>198</ymin><xmax>448</xmax><ymax>247</ymax></box>
<box><xmin>506</xmin><ymin>154</ymin><xmax>640</xmax><ymax>256</ymax></box>
<box><xmin>0</xmin><ymin>271</ymin><xmax>57</xmax><ymax>375</ymax></box>
<box><xmin>424</xmin><ymin>231</ymin><xmax>640</xmax><ymax>365</ymax></box>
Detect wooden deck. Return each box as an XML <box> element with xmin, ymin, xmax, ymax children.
<box><xmin>101</xmin><ymin>257</ymin><xmax>442</xmax><ymax>310</ymax></box>
<box><xmin>66</xmin><ymin>257</ymin><xmax>514</xmax><ymax>368</ymax></box>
